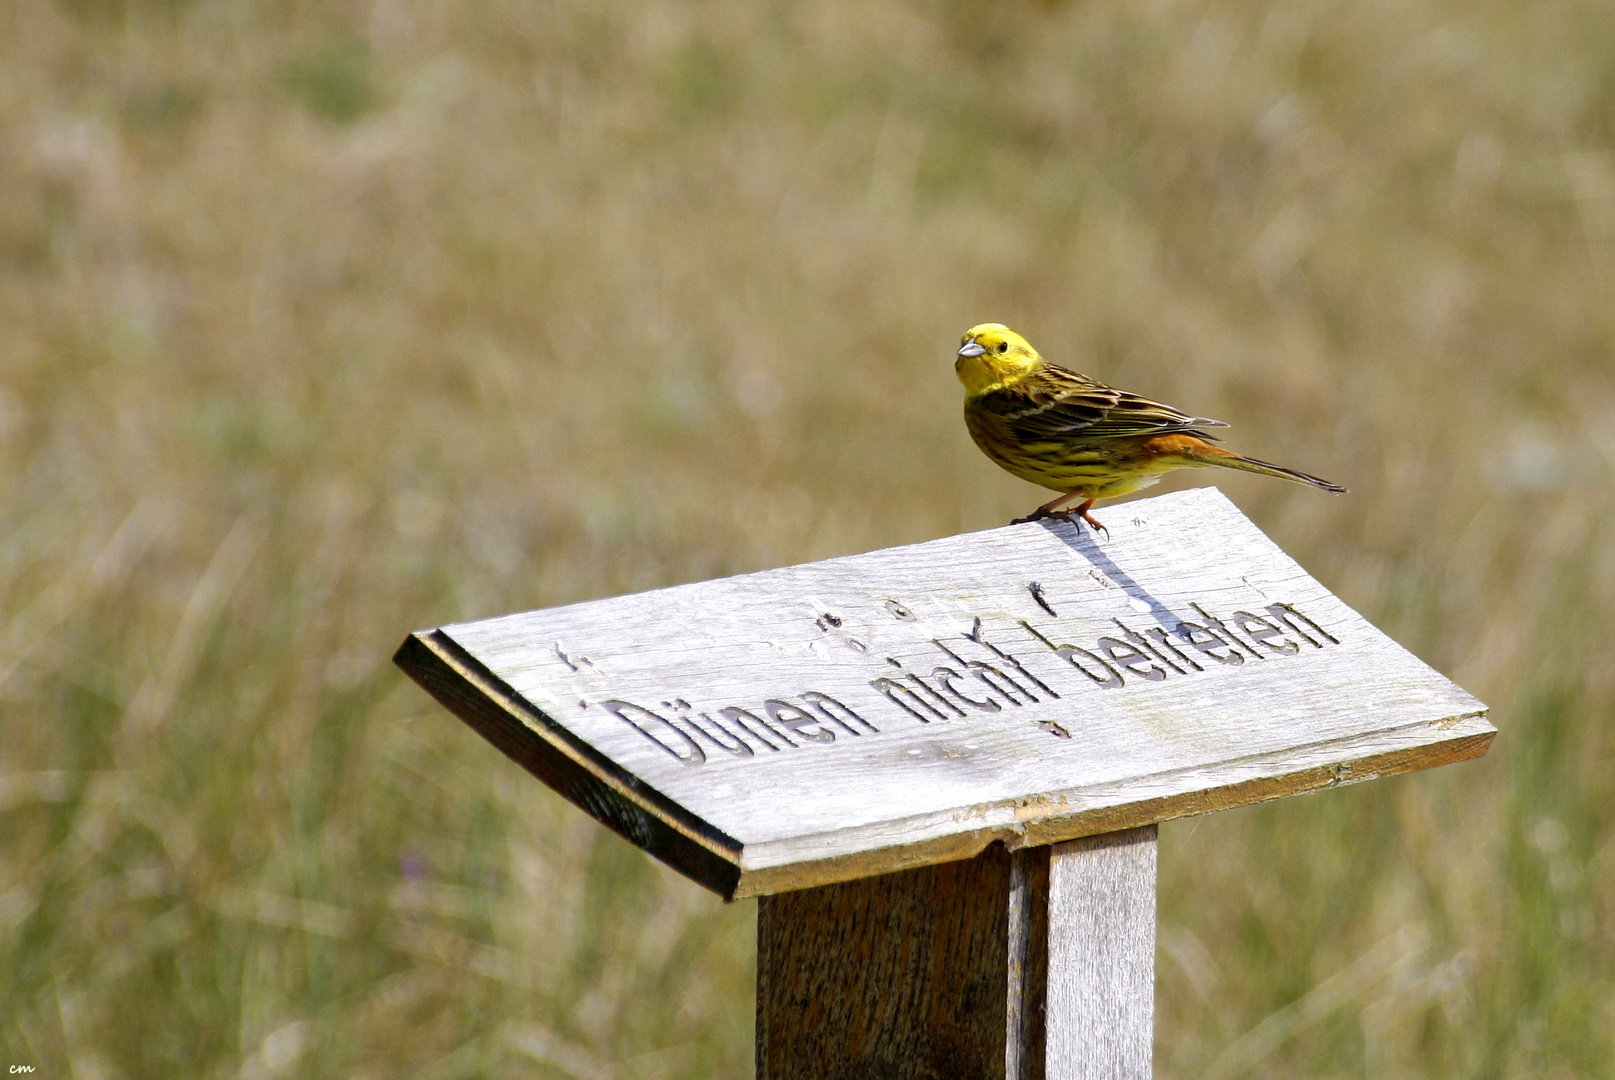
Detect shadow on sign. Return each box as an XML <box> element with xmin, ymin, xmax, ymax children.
<box><xmin>1037</xmin><ymin>518</ymin><xmax>1180</xmax><ymax>632</ymax></box>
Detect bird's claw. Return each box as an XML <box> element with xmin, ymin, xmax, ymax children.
<box><xmin>1060</xmin><ymin>509</ymin><xmax>1108</xmax><ymax>536</ymax></box>
<box><xmin>1010</xmin><ymin>506</ymin><xmax>1108</xmax><ymax>536</ymax></box>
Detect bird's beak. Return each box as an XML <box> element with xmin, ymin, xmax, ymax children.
<box><xmin>957</xmin><ymin>341</ymin><xmax>986</xmax><ymax>358</ymax></box>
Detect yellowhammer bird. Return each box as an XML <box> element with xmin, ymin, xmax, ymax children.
<box><xmin>956</xmin><ymin>323</ymin><xmax>1345</xmax><ymax>532</ymax></box>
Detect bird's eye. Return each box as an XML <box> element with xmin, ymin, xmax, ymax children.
<box><xmin>996</xmin><ymin>342</ymin><xmax>1008</xmax><ymax>353</ymax></box>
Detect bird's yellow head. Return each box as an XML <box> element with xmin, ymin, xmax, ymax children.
<box><xmin>954</xmin><ymin>323</ymin><xmax>1042</xmax><ymax>396</ymax></box>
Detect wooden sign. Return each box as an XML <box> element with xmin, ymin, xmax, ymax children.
<box><xmin>395</xmin><ymin>487</ymin><xmax>1492</xmax><ymax>901</ymax></box>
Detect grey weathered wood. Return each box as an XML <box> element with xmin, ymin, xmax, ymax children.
<box><xmin>754</xmin><ymin>830</ymin><xmax>1157</xmax><ymax>1079</ymax></box>
<box><xmin>1045</xmin><ymin>827</ymin><xmax>1158</xmax><ymax>1080</ymax></box>
<box><xmin>1007</xmin><ymin>847</ymin><xmax>1050</xmax><ymax>1080</ymax></box>
<box><xmin>396</xmin><ymin>487</ymin><xmax>1493</xmax><ymax>898</ymax></box>
<box><xmin>756</xmin><ymin>842</ymin><xmax>1023</xmax><ymax>1079</ymax></box>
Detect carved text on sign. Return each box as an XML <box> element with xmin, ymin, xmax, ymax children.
<box><xmin>591</xmin><ymin>599</ymin><xmax>1338</xmax><ymax>766</ymax></box>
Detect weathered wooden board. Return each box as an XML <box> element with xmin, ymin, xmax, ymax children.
<box><xmin>396</xmin><ymin>487</ymin><xmax>1492</xmax><ymax>899</ymax></box>
<box><xmin>754</xmin><ymin>830</ymin><xmax>1157</xmax><ymax>1079</ymax></box>
<box><xmin>1045</xmin><ymin>828</ymin><xmax>1157</xmax><ymax>1080</ymax></box>
<box><xmin>756</xmin><ymin>842</ymin><xmax>1020</xmax><ymax>1079</ymax></box>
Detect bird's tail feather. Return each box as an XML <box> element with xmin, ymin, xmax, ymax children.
<box><xmin>1136</xmin><ymin>433</ymin><xmax>1347</xmax><ymax>493</ymax></box>
<box><xmin>1207</xmin><ymin>450</ymin><xmax>1347</xmax><ymax>493</ymax></box>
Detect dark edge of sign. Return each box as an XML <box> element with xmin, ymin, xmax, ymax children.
<box><xmin>393</xmin><ymin>629</ymin><xmax>746</xmax><ymax>900</ymax></box>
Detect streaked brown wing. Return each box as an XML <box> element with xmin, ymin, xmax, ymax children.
<box><xmin>994</xmin><ymin>364</ymin><xmax>1229</xmax><ymax>442</ymax></box>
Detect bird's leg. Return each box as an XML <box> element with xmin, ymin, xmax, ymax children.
<box><xmin>1010</xmin><ymin>492</ymin><xmax>1070</xmax><ymax>525</ymax></box>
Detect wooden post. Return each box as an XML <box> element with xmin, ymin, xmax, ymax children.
<box><xmin>756</xmin><ymin>842</ymin><xmax>1022</xmax><ymax>1079</ymax></box>
<box><xmin>755</xmin><ymin>828</ymin><xmax>1156</xmax><ymax>1080</ymax></box>
<box><xmin>394</xmin><ymin>488</ymin><xmax>1493</xmax><ymax>1075</ymax></box>
<box><xmin>1045</xmin><ymin>827</ymin><xmax>1157</xmax><ymax>1080</ymax></box>
<box><xmin>1006</xmin><ymin>846</ymin><xmax>1050</xmax><ymax>1080</ymax></box>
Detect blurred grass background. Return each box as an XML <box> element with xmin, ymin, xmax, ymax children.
<box><xmin>2</xmin><ymin>0</ymin><xmax>1613</xmax><ymax>1075</ymax></box>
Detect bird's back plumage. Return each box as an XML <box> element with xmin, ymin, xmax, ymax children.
<box><xmin>972</xmin><ymin>361</ymin><xmax>1229</xmax><ymax>443</ymax></box>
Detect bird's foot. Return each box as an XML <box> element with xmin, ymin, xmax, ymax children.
<box><xmin>1011</xmin><ymin>502</ymin><xmax>1108</xmax><ymax>536</ymax></box>
<box><xmin>1009</xmin><ymin>507</ymin><xmax>1055</xmax><ymax>526</ymax></box>
<box><xmin>1054</xmin><ymin>507</ymin><xmax>1108</xmax><ymax>536</ymax></box>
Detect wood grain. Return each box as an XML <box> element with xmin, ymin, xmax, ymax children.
<box><xmin>755</xmin><ymin>832</ymin><xmax>1159</xmax><ymax>1079</ymax></box>
<box><xmin>757</xmin><ymin>842</ymin><xmax>1039</xmax><ymax>1080</ymax></box>
<box><xmin>1007</xmin><ymin>847</ymin><xmax>1050</xmax><ymax>1080</ymax></box>
<box><xmin>395</xmin><ymin>487</ymin><xmax>1494</xmax><ymax>898</ymax></box>
<box><xmin>1045</xmin><ymin>827</ymin><xmax>1157</xmax><ymax>1080</ymax></box>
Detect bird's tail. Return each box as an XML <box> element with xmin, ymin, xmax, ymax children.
<box><xmin>1204</xmin><ymin>449</ymin><xmax>1347</xmax><ymax>493</ymax></box>
<box><xmin>1139</xmin><ymin>433</ymin><xmax>1347</xmax><ymax>493</ymax></box>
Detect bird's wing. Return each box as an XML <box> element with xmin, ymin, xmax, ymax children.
<box><xmin>996</xmin><ymin>364</ymin><xmax>1230</xmax><ymax>441</ymax></box>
